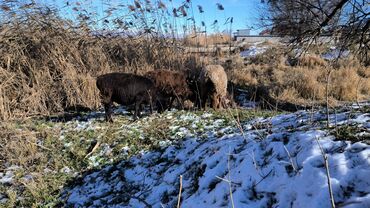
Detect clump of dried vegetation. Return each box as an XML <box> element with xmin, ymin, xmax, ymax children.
<box><xmin>184</xmin><ymin>33</ymin><xmax>232</xmax><ymax>47</ymax></box>
<box><xmin>0</xmin><ymin>0</ymin><xmax>368</xmax><ymax>120</ymax></box>
<box><xmin>0</xmin><ymin>0</ymin><xmax>203</xmax><ymax>120</ymax></box>
<box><xmin>227</xmin><ymin>45</ymin><xmax>370</xmax><ymax>106</ymax></box>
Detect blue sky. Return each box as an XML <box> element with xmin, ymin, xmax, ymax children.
<box><xmin>39</xmin><ymin>0</ymin><xmax>264</xmax><ymax>34</ymax></box>
<box><xmin>186</xmin><ymin>0</ymin><xmax>263</xmax><ymax>34</ymax></box>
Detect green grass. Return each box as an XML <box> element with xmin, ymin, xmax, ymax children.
<box><xmin>332</xmin><ymin>125</ymin><xmax>370</xmax><ymax>144</ymax></box>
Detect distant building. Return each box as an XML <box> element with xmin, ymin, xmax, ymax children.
<box><xmin>259</xmin><ymin>29</ymin><xmax>271</xmax><ymax>36</ymax></box>
<box><xmin>234</xmin><ymin>29</ymin><xmax>251</xmax><ymax>40</ymax></box>
<box><xmin>233</xmin><ymin>28</ymin><xmax>282</xmax><ymax>43</ymax></box>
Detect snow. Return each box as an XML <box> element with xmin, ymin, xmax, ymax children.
<box><xmin>234</xmin><ymin>88</ymin><xmax>258</xmax><ymax>109</ymax></box>
<box><xmin>240</xmin><ymin>46</ymin><xmax>268</xmax><ymax>58</ymax></box>
<box><xmin>22</xmin><ymin>174</ymin><xmax>33</xmax><ymax>182</ymax></box>
<box><xmin>0</xmin><ymin>194</ymin><xmax>7</xmax><ymax>204</ymax></box>
<box><xmin>121</xmin><ymin>146</ymin><xmax>130</xmax><ymax>155</ymax></box>
<box><xmin>322</xmin><ymin>47</ymin><xmax>350</xmax><ymax>60</ymax></box>
<box><xmin>62</xmin><ymin>106</ymin><xmax>370</xmax><ymax>207</ymax></box>
<box><xmin>0</xmin><ymin>171</ymin><xmax>14</xmax><ymax>185</ymax></box>
<box><xmin>60</xmin><ymin>167</ymin><xmax>72</xmax><ymax>174</ymax></box>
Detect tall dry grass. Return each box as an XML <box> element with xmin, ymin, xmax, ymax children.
<box><xmin>0</xmin><ymin>2</ymin><xmax>201</xmax><ymax>120</ymax></box>
<box><xmin>184</xmin><ymin>33</ymin><xmax>232</xmax><ymax>47</ymax></box>
<box><xmin>0</xmin><ymin>1</ymin><xmax>368</xmax><ymax>119</ymax></box>
<box><xmin>228</xmin><ymin>47</ymin><xmax>370</xmax><ymax>106</ymax></box>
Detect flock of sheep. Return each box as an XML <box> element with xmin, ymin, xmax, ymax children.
<box><xmin>96</xmin><ymin>65</ymin><xmax>232</xmax><ymax>122</ymax></box>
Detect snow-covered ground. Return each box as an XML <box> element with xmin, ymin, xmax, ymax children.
<box><xmin>240</xmin><ymin>44</ymin><xmax>352</xmax><ymax>61</ymax></box>
<box><xmin>234</xmin><ymin>88</ymin><xmax>258</xmax><ymax>109</ymax></box>
<box><xmin>322</xmin><ymin>47</ymin><xmax>350</xmax><ymax>60</ymax></box>
<box><xmin>240</xmin><ymin>45</ymin><xmax>268</xmax><ymax>58</ymax></box>
<box><xmin>62</xmin><ymin>107</ymin><xmax>370</xmax><ymax>207</ymax></box>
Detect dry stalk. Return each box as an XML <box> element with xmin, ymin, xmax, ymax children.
<box><xmin>177</xmin><ymin>175</ymin><xmax>183</xmax><ymax>208</ymax></box>
<box><xmin>325</xmin><ymin>68</ymin><xmax>333</xmax><ymax>128</ymax></box>
<box><xmin>226</xmin><ymin>107</ymin><xmax>245</xmax><ymax>138</ymax></box>
<box><xmin>26</xmin><ymin>140</ymin><xmax>52</xmax><ymax>151</ymax></box>
<box><xmin>315</xmin><ymin>137</ymin><xmax>336</xmax><ymax>208</ymax></box>
<box><xmin>84</xmin><ymin>141</ymin><xmax>101</xmax><ymax>159</ymax></box>
<box><xmin>246</xmin><ymin>151</ymin><xmax>260</xmax><ymax>174</ymax></box>
<box><xmin>283</xmin><ymin>145</ymin><xmax>297</xmax><ymax>173</ymax></box>
<box><xmin>226</xmin><ymin>106</ymin><xmax>263</xmax><ymax>143</ymax></box>
<box><xmin>310</xmin><ymin>89</ymin><xmax>316</xmax><ymax>124</ymax></box>
<box><xmin>0</xmin><ymin>3</ymin><xmax>200</xmax><ymax>120</ymax></box>
<box><xmin>215</xmin><ymin>151</ymin><xmax>236</xmax><ymax>208</ymax></box>
<box><xmin>227</xmin><ymin>151</ymin><xmax>235</xmax><ymax>208</ymax></box>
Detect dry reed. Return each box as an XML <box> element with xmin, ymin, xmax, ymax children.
<box><xmin>0</xmin><ymin>4</ymin><xmax>199</xmax><ymax>120</ymax></box>
<box><xmin>228</xmin><ymin>47</ymin><xmax>370</xmax><ymax>106</ymax></box>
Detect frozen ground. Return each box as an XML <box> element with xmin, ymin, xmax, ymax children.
<box><xmin>240</xmin><ymin>44</ymin><xmax>351</xmax><ymax>61</ymax></box>
<box><xmin>234</xmin><ymin>88</ymin><xmax>258</xmax><ymax>109</ymax></box>
<box><xmin>62</xmin><ymin>106</ymin><xmax>370</xmax><ymax>208</ymax></box>
<box><xmin>240</xmin><ymin>45</ymin><xmax>268</xmax><ymax>58</ymax></box>
<box><xmin>322</xmin><ymin>47</ymin><xmax>350</xmax><ymax>60</ymax></box>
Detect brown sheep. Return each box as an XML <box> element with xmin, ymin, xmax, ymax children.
<box><xmin>196</xmin><ymin>65</ymin><xmax>228</xmax><ymax>110</ymax></box>
<box><xmin>145</xmin><ymin>70</ymin><xmax>192</xmax><ymax>111</ymax></box>
<box><xmin>96</xmin><ymin>72</ymin><xmax>160</xmax><ymax>122</ymax></box>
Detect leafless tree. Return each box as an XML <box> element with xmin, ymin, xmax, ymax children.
<box><xmin>261</xmin><ymin>0</ymin><xmax>369</xmax><ymax>65</ymax></box>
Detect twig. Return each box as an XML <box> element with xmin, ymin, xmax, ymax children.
<box><xmin>310</xmin><ymin>90</ymin><xmax>316</xmax><ymax>124</ymax></box>
<box><xmin>226</xmin><ymin>107</ymin><xmax>262</xmax><ymax>143</ymax></box>
<box><xmin>130</xmin><ymin>195</ymin><xmax>152</xmax><ymax>208</ymax></box>
<box><xmin>315</xmin><ymin>137</ymin><xmax>336</xmax><ymax>208</ymax></box>
<box><xmin>226</xmin><ymin>107</ymin><xmax>245</xmax><ymax>139</ymax></box>
<box><xmin>177</xmin><ymin>175</ymin><xmax>183</xmax><ymax>208</ymax></box>
<box><xmin>227</xmin><ymin>149</ymin><xmax>235</xmax><ymax>208</ymax></box>
<box><xmin>26</xmin><ymin>140</ymin><xmax>52</xmax><ymax>151</ymax></box>
<box><xmin>283</xmin><ymin>145</ymin><xmax>297</xmax><ymax>173</ymax></box>
<box><xmin>334</xmin><ymin>108</ymin><xmax>338</xmax><ymax>130</ymax></box>
<box><xmin>325</xmin><ymin>68</ymin><xmax>332</xmax><ymax>128</ymax></box>
<box><xmin>255</xmin><ymin>169</ymin><xmax>273</xmax><ymax>186</ymax></box>
<box><xmin>246</xmin><ymin>151</ymin><xmax>261</xmax><ymax>176</ymax></box>
<box><xmin>215</xmin><ymin>175</ymin><xmax>242</xmax><ymax>186</ymax></box>
<box><xmin>336</xmin><ymin>200</ymin><xmax>361</xmax><ymax>208</ymax></box>
<box><xmin>84</xmin><ymin>141</ymin><xmax>101</xmax><ymax>159</ymax></box>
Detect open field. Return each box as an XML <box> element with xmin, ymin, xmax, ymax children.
<box><xmin>1</xmin><ymin>1</ymin><xmax>369</xmax><ymax>207</ymax></box>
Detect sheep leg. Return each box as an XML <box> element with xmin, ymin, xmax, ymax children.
<box><xmin>149</xmin><ymin>102</ymin><xmax>153</xmax><ymax>114</ymax></box>
<box><xmin>148</xmin><ymin>90</ymin><xmax>154</xmax><ymax>114</ymax></box>
<box><xmin>134</xmin><ymin>101</ymin><xmax>140</xmax><ymax>120</ymax></box>
<box><xmin>211</xmin><ymin>94</ymin><xmax>222</xmax><ymax>110</ymax></box>
<box><xmin>149</xmin><ymin>95</ymin><xmax>154</xmax><ymax>114</ymax></box>
<box><xmin>219</xmin><ymin>97</ymin><xmax>223</xmax><ymax>109</ymax></box>
<box><xmin>156</xmin><ymin>98</ymin><xmax>166</xmax><ymax>113</ymax></box>
<box><xmin>201</xmin><ymin>92</ymin><xmax>207</xmax><ymax>110</ymax></box>
<box><xmin>104</xmin><ymin>102</ymin><xmax>113</xmax><ymax>122</ymax></box>
<box><xmin>221</xmin><ymin>97</ymin><xmax>227</xmax><ymax>109</ymax></box>
<box><xmin>211</xmin><ymin>96</ymin><xmax>217</xmax><ymax>109</ymax></box>
<box><xmin>140</xmin><ymin>103</ymin><xmax>146</xmax><ymax>116</ymax></box>
<box><xmin>194</xmin><ymin>82</ymin><xmax>202</xmax><ymax>109</ymax></box>
<box><xmin>176</xmin><ymin>97</ymin><xmax>183</xmax><ymax>110</ymax></box>
<box><xmin>168</xmin><ymin>97</ymin><xmax>175</xmax><ymax>110</ymax></box>
<box><xmin>198</xmin><ymin>97</ymin><xmax>203</xmax><ymax>109</ymax></box>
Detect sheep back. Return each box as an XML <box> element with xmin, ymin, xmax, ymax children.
<box><xmin>199</xmin><ymin>65</ymin><xmax>228</xmax><ymax>97</ymax></box>
<box><xmin>146</xmin><ymin>70</ymin><xmax>192</xmax><ymax>99</ymax></box>
<box><xmin>96</xmin><ymin>72</ymin><xmax>156</xmax><ymax>105</ymax></box>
